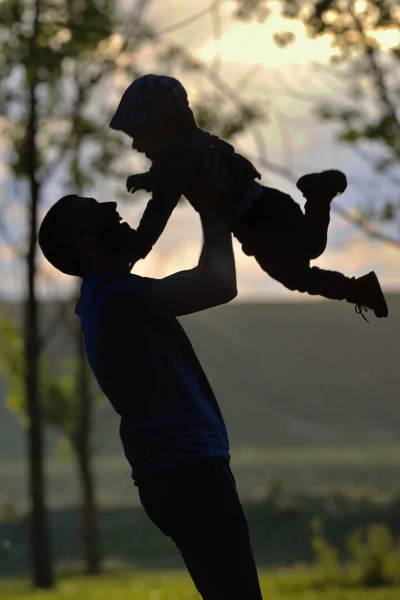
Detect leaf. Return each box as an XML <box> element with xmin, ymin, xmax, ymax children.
<box><xmin>232</xmin><ymin>0</ymin><xmax>272</xmax><ymax>22</ymax></box>
<box><xmin>273</xmin><ymin>31</ymin><xmax>296</xmax><ymax>48</ymax></box>
<box><xmin>380</xmin><ymin>202</ymin><xmax>397</xmax><ymax>221</ymax></box>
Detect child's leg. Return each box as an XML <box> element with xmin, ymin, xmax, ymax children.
<box><xmin>232</xmin><ymin>189</ymin><xmax>387</xmax><ymax>318</ymax></box>
<box><xmin>262</xmin><ymin>257</ymin><xmax>388</xmax><ymax>319</ymax></box>
<box><xmin>297</xmin><ymin>170</ymin><xmax>347</xmax><ymax>260</ymax></box>
<box><xmin>230</xmin><ymin>185</ymin><xmax>305</xmax><ymax>259</ymax></box>
<box><xmin>303</xmin><ymin>200</ymin><xmax>331</xmax><ymax>259</ymax></box>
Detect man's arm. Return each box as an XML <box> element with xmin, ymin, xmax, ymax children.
<box><xmin>94</xmin><ymin>150</ymin><xmax>235</xmax><ymax>319</ymax></box>
<box><xmin>145</xmin><ymin>202</ymin><xmax>237</xmax><ymax>317</ymax></box>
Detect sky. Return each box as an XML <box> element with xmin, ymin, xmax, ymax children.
<box><xmin>1</xmin><ymin>0</ymin><xmax>399</xmax><ymax>301</ymax></box>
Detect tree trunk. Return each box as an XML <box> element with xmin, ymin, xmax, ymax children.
<box><xmin>24</xmin><ymin>10</ymin><xmax>54</xmax><ymax>586</ymax></box>
<box><xmin>74</xmin><ymin>327</ymin><xmax>102</xmax><ymax>574</ymax></box>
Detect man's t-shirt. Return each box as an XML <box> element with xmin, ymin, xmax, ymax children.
<box><xmin>75</xmin><ymin>272</ymin><xmax>231</xmax><ymax>484</ymax></box>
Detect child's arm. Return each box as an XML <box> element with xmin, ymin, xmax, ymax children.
<box><xmin>134</xmin><ymin>187</ymin><xmax>182</xmax><ymax>260</ymax></box>
<box><xmin>125</xmin><ymin>166</ymin><xmax>182</xmax><ymax>260</ymax></box>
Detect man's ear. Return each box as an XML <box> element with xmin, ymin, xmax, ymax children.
<box><xmin>74</xmin><ymin>234</ymin><xmax>96</xmax><ymax>253</ymax></box>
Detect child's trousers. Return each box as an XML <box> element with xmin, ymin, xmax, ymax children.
<box><xmin>232</xmin><ymin>186</ymin><xmax>353</xmax><ymax>301</ymax></box>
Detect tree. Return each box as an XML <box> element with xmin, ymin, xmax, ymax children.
<box><xmin>0</xmin><ymin>0</ymin><xmax>141</xmax><ymax>585</ymax></box>
<box><xmin>0</xmin><ymin>311</ymin><xmax>104</xmax><ymax>573</ymax></box>
<box><xmin>0</xmin><ymin>0</ymin><xmax>55</xmax><ymax>587</ymax></box>
<box><xmin>74</xmin><ymin>329</ymin><xmax>102</xmax><ymax>574</ymax></box>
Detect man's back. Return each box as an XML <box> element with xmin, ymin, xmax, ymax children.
<box><xmin>75</xmin><ymin>272</ymin><xmax>230</xmax><ymax>484</ymax></box>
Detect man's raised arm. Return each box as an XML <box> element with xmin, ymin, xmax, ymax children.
<box><xmin>145</xmin><ymin>152</ymin><xmax>237</xmax><ymax>317</ymax></box>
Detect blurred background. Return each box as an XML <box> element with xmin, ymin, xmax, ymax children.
<box><xmin>1</xmin><ymin>0</ymin><xmax>400</xmax><ymax>598</ymax></box>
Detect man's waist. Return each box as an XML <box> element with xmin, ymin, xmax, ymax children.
<box><xmin>120</xmin><ymin>426</ymin><xmax>230</xmax><ymax>472</ymax></box>
<box><xmin>133</xmin><ymin>450</ymin><xmax>231</xmax><ymax>487</ymax></box>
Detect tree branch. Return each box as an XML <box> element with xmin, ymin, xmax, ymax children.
<box><xmin>348</xmin><ymin>0</ymin><xmax>400</xmax><ymax>153</ymax></box>
<box><xmin>332</xmin><ymin>202</ymin><xmax>400</xmax><ymax>250</ymax></box>
<box><xmin>38</xmin><ymin>299</ymin><xmax>72</xmax><ymax>354</ymax></box>
<box><xmin>154</xmin><ymin>1</ymin><xmax>224</xmax><ymax>37</ymax></box>
<box><xmin>210</xmin><ymin>0</ymin><xmax>223</xmax><ymax>75</ymax></box>
<box><xmin>234</xmin><ymin>64</ymin><xmax>264</xmax><ymax>94</ymax></box>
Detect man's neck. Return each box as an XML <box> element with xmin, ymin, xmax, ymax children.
<box><xmin>83</xmin><ymin>259</ymin><xmax>131</xmax><ymax>277</ymax></box>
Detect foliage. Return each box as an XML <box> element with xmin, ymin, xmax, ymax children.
<box><xmin>0</xmin><ymin>0</ymin><xmax>268</xmax><ymax>203</ymax></box>
<box><xmin>0</xmin><ymin>310</ymin><xmax>102</xmax><ymax>444</ymax></box>
<box><xmin>231</xmin><ymin>0</ymin><xmax>400</xmax><ymax>237</ymax></box>
<box><xmin>279</xmin><ymin>520</ymin><xmax>400</xmax><ymax>591</ymax></box>
<box><xmin>310</xmin><ymin>517</ymin><xmax>342</xmax><ymax>586</ymax></box>
<box><xmin>347</xmin><ymin>523</ymin><xmax>400</xmax><ymax>587</ymax></box>
<box><xmin>0</xmin><ymin>0</ymin><xmax>141</xmax><ymax>192</ymax></box>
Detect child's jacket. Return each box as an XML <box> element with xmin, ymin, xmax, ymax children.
<box><xmin>134</xmin><ymin>129</ymin><xmax>257</xmax><ymax>259</ymax></box>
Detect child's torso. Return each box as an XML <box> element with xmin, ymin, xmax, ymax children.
<box><xmin>150</xmin><ymin>128</ymin><xmax>236</xmax><ymax>200</ymax></box>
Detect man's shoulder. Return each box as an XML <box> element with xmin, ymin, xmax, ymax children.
<box><xmin>76</xmin><ymin>273</ymin><xmax>153</xmax><ymax>317</ymax></box>
<box><xmin>95</xmin><ymin>272</ymin><xmax>152</xmax><ymax>301</ymax></box>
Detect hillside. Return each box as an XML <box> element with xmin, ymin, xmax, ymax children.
<box><xmin>1</xmin><ymin>295</ymin><xmax>399</xmax><ymax>504</ymax></box>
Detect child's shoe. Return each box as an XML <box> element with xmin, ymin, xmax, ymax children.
<box><xmin>297</xmin><ymin>170</ymin><xmax>347</xmax><ymax>200</ymax></box>
<box><xmin>347</xmin><ymin>271</ymin><xmax>388</xmax><ymax>321</ymax></box>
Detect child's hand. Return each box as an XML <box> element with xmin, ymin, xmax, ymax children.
<box><xmin>126</xmin><ymin>174</ymin><xmax>140</xmax><ymax>195</ymax></box>
<box><xmin>126</xmin><ymin>173</ymin><xmax>154</xmax><ymax>195</ymax></box>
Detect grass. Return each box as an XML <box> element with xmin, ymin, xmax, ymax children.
<box><xmin>2</xmin><ymin>570</ymin><xmax>400</xmax><ymax>600</ymax></box>
<box><xmin>3</xmin><ymin>490</ymin><xmax>400</xmax><ymax>578</ymax></box>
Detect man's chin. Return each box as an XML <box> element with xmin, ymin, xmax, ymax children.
<box><xmin>119</xmin><ymin>224</ymin><xmax>139</xmax><ymax>258</ymax></box>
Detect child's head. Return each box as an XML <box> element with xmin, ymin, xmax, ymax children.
<box><xmin>110</xmin><ymin>74</ymin><xmax>197</xmax><ymax>159</ymax></box>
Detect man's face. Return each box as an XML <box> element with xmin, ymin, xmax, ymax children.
<box><xmin>73</xmin><ymin>197</ymin><xmax>136</xmax><ymax>261</ymax></box>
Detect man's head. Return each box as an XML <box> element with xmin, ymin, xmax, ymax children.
<box><xmin>38</xmin><ymin>195</ymin><xmax>139</xmax><ymax>277</ymax></box>
<box><xmin>109</xmin><ymin>74</ymin><xmax>197</xmax><ymax>160</ymax></box>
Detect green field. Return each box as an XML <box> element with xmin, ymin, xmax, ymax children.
<box><xmin>2</xmin><ymin>570</ymin><xmax>400</xmax><ymax>600</ymax></box>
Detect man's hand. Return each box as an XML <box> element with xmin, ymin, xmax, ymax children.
<box><xmin>189</xmin><ymin>148</ymin><xmax>234</xmax><ymax>213</ymax></box>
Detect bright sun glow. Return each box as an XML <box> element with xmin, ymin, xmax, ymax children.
<box><xmin>370</xmin><ymin>28</ymin><xmax>400</xmax><ymax>50</ymax></box>
<box><xmin>197</xmin><ymin>9</ymin><xmax>335</xmax><ymax>68</ymax></box>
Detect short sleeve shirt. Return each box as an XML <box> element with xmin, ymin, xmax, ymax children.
<box><xmin>75</xmin><ymin>273</ymin><xmax>230</xmax><ymax>483</ymax></box>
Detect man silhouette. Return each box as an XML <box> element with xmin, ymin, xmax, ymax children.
<box><xmin>38</xmin><ymin>152</ymin><xmax>263</xmax><ymax>599</ymax></box>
